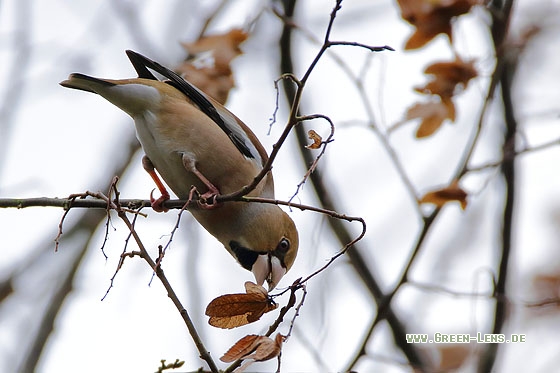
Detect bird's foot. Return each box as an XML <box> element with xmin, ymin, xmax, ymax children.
<box><xmin>191</xmin><ymin>186</ymin><xmax>223</xmax><ymax>210</ymax></box>
<box><xmin>143</xmin><ymin>156</ymin><xmax>172</xmax><ymax>212</ymax></box>
<box><xmin>150</xmin><ymin>189</ymin><xmax>170</xmax><ymax>212</ymax></box>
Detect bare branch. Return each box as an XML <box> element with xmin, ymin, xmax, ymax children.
<box><xmin>467</xmin><ymin>136</ymin><xmax>560</xmax><ymax>173</ymax></box>
<box><xmin>289</xmin><ymin>114</ymin><xmax>335</xmax><ymax>202</ymax></box>
<box><xmin>114</xmin><ymin>195</ymin><xmax>219</xmax><ymax>373</ymax></box>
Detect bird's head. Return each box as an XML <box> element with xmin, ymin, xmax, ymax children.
<box><xmin>228</xmin><ymin>206</ymin><xmax>298</xmax><ymax>291</ymax></box>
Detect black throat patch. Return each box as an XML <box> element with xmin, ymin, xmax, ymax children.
<box><xmin>229</xmin><ymin>240</ymin><xmax>263</xmax><ymax>271</ymax></box>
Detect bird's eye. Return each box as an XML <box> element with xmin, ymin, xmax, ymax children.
<box><xmin>277</xmin><ymin>238</ymin><xmax>290</xmax><ymax>253</ymax></box>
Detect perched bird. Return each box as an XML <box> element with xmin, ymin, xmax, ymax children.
<box><xmin>60</xmin><ymin>50</ymin><xmax>298</xmax><ymax>290</ymax></box>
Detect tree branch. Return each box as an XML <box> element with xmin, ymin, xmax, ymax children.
<box><xmin>105</xmin><ymin>182</ymin><xmax>219</xmax><ymax>373</ymax></box>
<box><xmin>277</xmin><ymin>0</ymin><xmax>426</xmax><ymax>370</ymax></box>
<box><xmin>478</xmin><ymin>2</ymin><xmax>518</xmax><ymax>370</ymax></box>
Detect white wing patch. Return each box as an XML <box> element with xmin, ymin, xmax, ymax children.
<box><xmin>214</xmin><ymin>104</ymin><xmax>263</xmax><ymax>166</ymax></box>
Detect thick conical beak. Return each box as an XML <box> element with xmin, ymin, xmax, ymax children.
<box><xmin>252</xmin><ymin>254</ymin><xmax>286</xmax><ymax>291</ymax></box>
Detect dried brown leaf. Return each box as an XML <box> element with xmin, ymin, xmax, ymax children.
<box><xmin>397</xmin><ymin>0</ymin><xmax>479</xmax><ymax>49</ymax></box>
<box><xmin>406</xmin><ymin>101</ymin><xmax>455</xmax><ymax>138</ymax></box>
<box><xmin>182</xmin><ymin>29</ymin><xmax>247</xmax><ymax>70</ymax></box>
<box><xmin>220</xmin><ymin>334</ymin><xmax>261</xmax><ymax>363</ymax></box>
<box><xmin>251</xmin><ymin>333</ymin><xmax>284</xmax><ymax>361</ymax></box>
<box><xmin>415</xmin><ymin>78</ymin><xmax>455</xmax><ymax>99</ymax></box>
<box><xmin>306</xmin><ymin>129</ymin><xmax>323</xmax><ymax>149</ymax></box>
<box><xmin>419</xmin><ymin>181</ymin><xmax>468</xmax><ymax>209</ymax></box>
<box><xmin>177</xmin><ymin>29</ymin><xmax>248</xmax><ymax>104</ymax></box>
<box><xmin>415</xmin><ymin>57</ymin><xmax>478</xmax><ymax>99</ymax></box>
<box><xmin>220</xmin><ymin>333</ymin><xmax>284</xmax><ymax>363</ymax></box>
<box><xmin>425</xmin><ymin>57</ymin><xmax>478</xmax><ymax>87</ymax></box>
<box><xmin>244</xmin><ymin>281</ymin><xmax>268</xmax><ymax>296</ymax></box>
<box><xmin>205</xmin><ymin>282</ymin><xmax>277</xmax><ymax>329</ymax></box>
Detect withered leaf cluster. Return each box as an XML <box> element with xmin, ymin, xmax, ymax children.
<box><xmin>205</xmin><ymin>282</ymin><xmax>277</xmax><ymax>329</ymax></box>
<box><xmin>395</xmin><ymin>1</ymin><xmax>480</xmax><ymax>139</ymax></box>
<box><xmin>407</xmin><ymin>56</ymin><xmax>478</xmax><ymax>138</ymax></box>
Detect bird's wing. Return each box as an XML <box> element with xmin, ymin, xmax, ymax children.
<box><xmin>125</xmin><ymin>50</ymin><xmax>263</xmax><ymax>165</ymax></box>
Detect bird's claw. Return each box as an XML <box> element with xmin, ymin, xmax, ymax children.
<box><xmin>150</xmin><ymin>189</ymin><xmax>170</xmax><ymax>212</ymax></box>
<box><xmin>190</xmin><ymin>187</ymin><xmax>222</xmax><ymax>210</ymax></box>
<box><xmin>198</xmin><ymin>190</ymin><xmax>224</xmax><ymax>210</ymax></box>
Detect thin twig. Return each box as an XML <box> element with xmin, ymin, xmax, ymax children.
<box><xmin>196</xmin><ymin>0</ymin><xmax>229</xmax><ymax>40</ymax></box>
<box><xmin>71</xmin><ymin>180</ymin><xmax>219</xmax><ymax>372</ymax></box>
<box><xmin>467</xmin><ymin>136</ymin><xmax>560</xmax><ymax>172</ymax></box>
<box><xmin>285</xmin><ymin>283</ymin><xmax>307</xmax><ymax>340</ymax></box>
<box><xmin>149</xmin><ymin>192</ymin><xmax>193</xmax><ymax>285</ymax></box>
<box><xmin>114</xmin><ymin>200</ymin><xmax>219</xmax><ymax>373</ymax></box>
<box><xmin>217</xmin><ymin>0</ymin><xmax>391</xmax><ymax>203</ymax></box>
<box><xmin>288</xmin><ymin>113</ymin><xmax>335</xmax><ymax>202</ymax></box>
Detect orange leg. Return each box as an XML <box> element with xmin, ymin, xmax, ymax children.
<box><xmin>142</xmin><ymin>156</ymin><xmax>170</xmax><ymax>212</ymax></box>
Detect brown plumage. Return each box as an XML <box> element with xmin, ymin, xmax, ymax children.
<box><xmin>60</xmin><ymin>50</ymin><xmax>298</xmax><ymax>290</ymax></box>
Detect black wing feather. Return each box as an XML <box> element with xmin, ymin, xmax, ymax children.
<box><xmin>125</xmin><ymin>50</ymin><xmax>254</xmax><ymax>159</ymax></box>
<box><xmin>127</xmin><ymin>50</ymin><xmax>158</xmax><ymax>80</ymax></box>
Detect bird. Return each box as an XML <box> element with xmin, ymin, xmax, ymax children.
<box><xmin>60</xmin><ymin>50</ymin><xmax>298</xmax><ymax>290</ymax></box>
